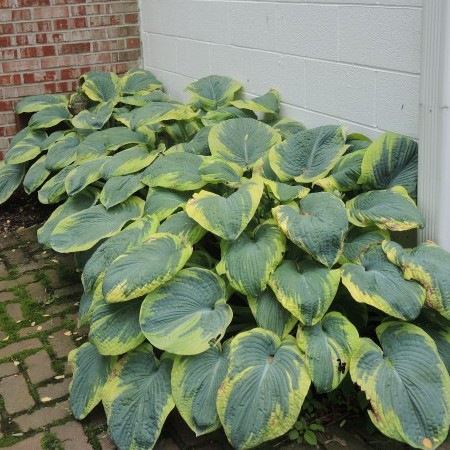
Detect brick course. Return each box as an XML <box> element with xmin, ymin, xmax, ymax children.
<box><xmin>0</xmin><ymin>0</ymin><xmax>141</xmax><ymax>159</ymax></box>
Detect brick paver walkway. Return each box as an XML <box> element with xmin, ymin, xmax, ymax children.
<box><xmin>0</xmin><ymin>224</ymin><xmax>440</xmax><ymax>450</ymax></box>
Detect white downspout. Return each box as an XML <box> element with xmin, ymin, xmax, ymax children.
<box><xmin>418</xmin><ymin>0</ymin><xmax>450</xmax><ymax>251</ymax></box>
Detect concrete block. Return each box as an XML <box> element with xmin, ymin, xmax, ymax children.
<box><xmin>189</xmin><ymin>1</ymin><xmax>230</xmax><ymax>44</ymax></box>
<box><xmin>144</xmin><ymin>33</ymin><xmax>178</xmax><ymax>72</ymax></box>
<box><xmin>176</xmin><ymin>38</ymin><xmax>211</xmax><ymax>79</ymax></box>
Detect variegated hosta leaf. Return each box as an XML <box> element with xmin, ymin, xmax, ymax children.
<box><xmin>68</xmin><ymin>342</ymin><xmax>117</xmax><ymax>420</ymax></box>
<box><xmin>78</xmin><ymin>291</ymin><xmax>94</xmax><ymax>327</ymax></box>
<box><xmin>101</xmin><ymin>146</ymin><xmax>157</xmax><ymax>179</ymax></box>
<box><xmin>217</xmin><ymin>328</ymin><xmax>311</xmax><ymax>450</ymax></box>
<box><xmin>76</xmin><ymin>127</ymin><xmax>146</xmax><ymax>162</ymax></box>
<box><xmin>38</xmin><ymin>166</ymin><xmax>73</xmax><ymax>204</ymax></box>
<box><xmin>208</xmin><ymin>118</ymin><xmax>282</xmax><ymax>169</ymax></box>
<box><xmin>49</xmin><ymin>196</ymin><xmax>144</xmax><ymax>253</ymax></box>
<box><xmin>346</xmin><ymin>133</ymin><xmax>372</xmax><ymax>152</ymax></box>
<box><xmin>0</xmin><ymin>161</ymin><xmax>26</xmax><ymax>204</ymax></box>
<box><xmin>28</xmin><ymin>105</ymin><xmax>71</xmax><ymax>129</ymax></box>
<box><xmin>89</xmin><ymin>297</ymin><xmax>145</xmax><ymax>355</ymax></box>
<box><xmin>172</xmin><ymin>342</ymin><xmax>230</xmax><ymax>436</ymax></box>
<box><xmin>383</xmin><ymin>241</ymin><xmax>450</xmax><ymax>319</ymax></box>
<box><xmin>199</xmin><ymin>157</ymin><xmax>243</xmax><ymax>186</ymax></box>
<box><xmin>186</xmin><ymin>181</ymin><xmax>264</xmax><ymax>241</ymax></box>
<box><xmin>81</xmin><ymin>215</ymin><xmax>158</xmax><ymax>294</ymax></box>
<box><xmin>269</xmin><ymin>260</ymin><xmax>340</xmax><ymax>326</ymax></box>
<box><xmin>414</xmin><ymin>309</ymin><xmax>450</xmax><ymax>373</ymax></box>
<box><xmin>141</xmin><ymin>153</ymin><xmax>205</xmax><ymax>191</ymax></box>
<box><xmin>216</xmin><ymin>220</ymin><xmax>286</xmax><ymax>297</ymax></box>
<box><xmin>358</xmin><ymin>132</ymin><xmax>418</xmax><ymax>197</ymax></box>
<box><xmin>202</xmin><ymin>106</ymin><xmax>256</xmax><ymax>126</ymax></box>
<box><xmin>248</xmin><ymin>287</ymin><xmax>297</xmax><ymax>338</ymax></box>
<box><xmin>65</xmin><ymin>157</ymin><xmax>108</xmax><ymax>196</ymax></box>
<box><xmin>23</xmin><ymin>155</ymin><xmax>50</xmax><ymax>194</ymax></box>
<box><xmin>130</xmin><ymin>102</ymin><xmax>197</xmax><ymax>129</ymax></box>
<box><xmin>346</xmin><ymin>186</ymin><xmax>425</xmax><ymax>231</ymax></box>
<box><xmin>45</xmin><ymin>132</ymin><xmax>80</xmax><ymax>170</ymax></box>
<box><xmin>350</xmin><ymin>321</ymin><xmax>450</xmax><ymax>449</ymax></box>
<box><xmin>158</xmin><ymin>211</ymin><xmax>206</xmax><ymax>245</ymax></box>
<box><xmin>140</xmin><ymin>267</ymin><xmax>232</xmax><ymax>355</ymax></box>
<box><xmin>99</xmin><ymin>173</ymin><xmax>144</xmax><ymax>209</ymax></box>
<box><xmin>119</xmin><ymin>68</ymin><xmax>163</xmax><ymax>95</ymax></box>
<box><xmin>269</xmin><ymin>125</ymin><xmax>349</xmax><ymax>183</ymax></box>
<box><xmin>314</xmin><ymin>149</ymin><xmax>365</xmax><ymax>192</ymax></box>
<box><xmin>102</xmin><ymin>344</ymin><xmax>174</xmax><ymax>450</ymax></box>
<box><xmin>119</xmin><ymin>91</ymin><xmax>169</xmax><ymax>107</ymax></box>
<box><xmin>185</xmin><ymin>75</ymin><xmax>242</xmax><ymax>111</ymax></box>
<box><xmin>171</xmin><ymin>126</ymin><xmax>211</xmax><ymax>156</ymax></box>
<box><xmin>263</xmin><ymin>178</ymin><xmax>310</xmax><ymax>203</ymax></box>
<box><xmin>265</xmin><ymin>117</ymin><xmax>306</xmax><ymax>139</ymax></box>
<box><xmin>341</xmin><ymin>245</ymin><xmax>425</xmax><ymax>320</ymax></box>
<box><xmin>340</xmin><ymin>226</ymin><xmax>390</xmax><ymax>264</ymax></box>
<box><xmin>5</xmin><ymin>128</ymin><xmax>47</xmax><ymax>164</ymax></box>
<box><xmin>230</xmin><ymin>88</ymin><xmax>281</xmax><ymax>114</ymax></box>
<box><xmin>15</xmin><ymin>93</ymin><xmax>68</xmax><ymax>114</ymax></box>
<box><xmin>37</xmin><ymin>187</ymin><xmax>99</xmax><ymax>246</ymax></box>
<box><xmin>102</xmin><ymin>232</ymin><xmax>193</xmax><ymax>303</ymax></box>
<box><xmin>71</xmin><ymin>101</ymin><xmax>114</xmax><ymax>130</ymax></box>
<box><xmin>144</xmin><ymin>187</ymin><xmax>192</xmax><ymax>221</ymax></box>
<box><xmin>273</xmin><ymin>192</ymin><xmax>348</xmax><ymax>268</ymax></box>
<box><xmin>297</xmin><ymin>312</ymin><xmax>359</xmax><ymax>393</ymax></box>
<box><xmin>81</xmin><ymin>71</ymin><xmax>121</xmax><ymax>103</ymax></box>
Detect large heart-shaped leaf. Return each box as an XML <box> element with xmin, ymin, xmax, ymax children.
<box><xmin>269</xmin><ymin>125</ymin><xmax>348</xmax><ymax>183</ymax></box>
<box><xmin>141</xmin><ymin>153</ymin><xmax>205</xmax><ymax>191</ymax></box>
<box><xmin>102</xmin><ymin>232</ymin><xmax>192</xmax><ymax>303</ymax></box>
<box><xmin>186</xmin><ymin>181</ymin><xmax>263</xmax><ymax>241</ymax></box>
<box><xmin>202</xmin><ymin>106</ymin><xmax>256</xmax><ymax>126</ymax></box>
<box><xmin>185</xmin><ymin>75</ymin><xmax>242</xmax><ymax>111</ymax></box>
<box><xmin>273</xmin><ymin>192</ymin><xmax>348</xmax><ymax>268</ymax></box>
<box><xmin>314</xmin><ymin>149</ymin><xmax>365</xmax><ymax>192</ymax></box>
<box><xmin>297</xmin><ymin>312</ymin><xmax>359</xmax><ymax>393</ymax></box>
<box><xmin>171</xmin><ymin>126</ymin><xmax>211</xmax><ymax>156</ymax></box>
<box><xmin>346</xmin><ymin>186</ymin><xmax>425</xmax><ymax>231</ymax></box>
<box><xmin>216</xmin><ymin>220</ymin><xmax>285</xmax><ymax>297</ymax></box>
<box><xmin>102</xmin><ymin>344</ymin><xmax>174</xmax><ymax>450</ymax></box>
<box><xmin>172</xmin><ymin>342</ymin><xmax>230</xmax><ymax>436</ymax></box>
<box><xmin>28</xmin><ymin>105</ymin><xmax>71</xmax><ymax>129</ymax></box>
<box><xmin>101</xmin><ymin>146</ymin><xmax>157</xmax><ymax>179</ymax></box>
<box><xmin>15</xmin><ymin>93</ymin><xmax>68</xmax><ymax>114</ymax></box>
<box><xmin>65</xmin><ymin>157</ymin><xmax>108</xmax><ymax>196</ymax></box>
<box><xmin>208</xmin><ymin>118</ymin><xmax>281</xmax><ymax>169</ymax></box>
<box><xmin>230</xmin><ymin>89</ymin><xmax>281</xmax><ymax>114</ymax></box>
<box><xmin>71</xmin><ymin>101</ymin><xmax>114</xmax><ymax>130</ymax></box>
<box><xmin>248</xmin><ymin>287</ymin><xmax>297</xmax><ymax>338</ymax></box>
<box><xmin>217</xmin><ymin>328</ymin><xmax>311</xmax><ymax>450</ymax></box>
<box><xmin>99</xmin><ymin>173</ymin><xmax>145</xmax><ymax>209</ymax></box>
<box><xmin>144</xmin><ymin>187</ymin><xmax>192</xmax><ymax>221</ymax></box>
<box><xmin>140</xmin><ymin>267</ymin><xmax>232</xmax><ymax>355</ymax></box>
<box><xmin>49</xmin><ymin>196</ymin><xmax>144</xmax><ymax>253</ymax></box>
<box><xmin>130</xmin><ymin>102</ymin><xmax>197</xmax><ymax>129</ymax></box>
<box><xmin>158</xmin><ymin>211</ymin><xmax>206</xmax><ymax>245</ymax></box>
<box><xmin>0</xmin><ymin>161</ymin><xmax>26</xmax><ymax>204</ymax></box>
<box><xmin>5</xmin><ymin>128</ymin><xmax>47</xmax><ymax>164</ymax></box>
<box><xmin>341</xmin><ymin>245</ymin><xmax>425</xmax><ymax>320</ymax></box>
<box><xmin>266</xmin><ymin>117</ymin><xmax>306</xmax><ymax>139</ymax></box>
<box><xmin>37</xmin><ymin>187</ymin><xmax>99</xmax><ymax>247</ymax></box>
<box><xmin>45</xmin><ymin>132</ymin><xmax>80</xmax><ymax>170</ymax></box>
<box><xmin>38</xmin><ymin>166</ymin><xmax>74</xmax><ymax>204</ymax></box>
<box><xmin>68</xmin><ymin>342</ymin><xmax>117</xmax><ymax>420</ymax></box>
<box><xmin>82</xmin><ymin>216</ymin><xmax>158</xmax><ymax>294</ymax></box>
<box><xmin>120</xmin><ymin>68</ymin><xmax>163</xmax><ymax>95</ymax></box>
<box><xmin>269</xmin><ymin>260</ymin><xmax>340</xmax><ymax>326</ymax></box>
<box><xmin>199</xmin><ymin>157</ymin><xmax>243</xmax><ymax>186</ymax></box>
<box><xmin>350</xmin><ymin>321</ymin><xmax>450</xmax><ymax>449</ymax></box>
<box><xmin>81</xmin><ymin>71</ymin><xmax>121</xmax><ymax>103</ymax></box>
<box><xmin>89</xmin><ymin>297</ymin><xmax>145</xmax><ymax>355</ymax></box>
<box><xmin>263</xmin><ymin>178</ymin><xmax>310</xmax><ymax>203</ymax></box>
<box><xmin>23</xmin><ymin>155</ymin><xmax>50</xmax><ymax>194</ymax></box>
<box><xmin>383</xmin><ymin>241</ymin><xmax>450</xmax><ymax>319</ymax></box>
<box><xmin>358</xmin><ymin>132</ymin><xmax>418</xmax><ymax>197</ymax></box>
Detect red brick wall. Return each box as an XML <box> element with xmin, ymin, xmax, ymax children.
<box><xmin>0</xmin><ymin>0</ymin><xmax>141</xmax><ymax>159</ymax></box>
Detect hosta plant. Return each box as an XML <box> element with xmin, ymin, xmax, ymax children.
<box><xmin>1</xmin><ymin>70</ymin><xmax>450</xmax><ymax>450</ymax></box>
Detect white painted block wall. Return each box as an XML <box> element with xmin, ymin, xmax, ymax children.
<box><xmin>139</xmin><ymin>0</ymin><xmax>422</xmax><ymax>139</ymax></box>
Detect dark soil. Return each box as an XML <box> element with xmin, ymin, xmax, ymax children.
<box><xmin>0</xmin><ymin>188</ymin><xmax>55</xmax><ymax>234</ymax></box>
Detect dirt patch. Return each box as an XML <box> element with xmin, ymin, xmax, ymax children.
<box><xmin>0</xmin><ymin>189</ymin><xmax>55</xmax><ymax>234</ymax></box>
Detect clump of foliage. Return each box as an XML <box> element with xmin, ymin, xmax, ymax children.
<box><xmin>1</xmin><ymin>69</ymin><xmax>449</xmax><ymax>450</ymax></box>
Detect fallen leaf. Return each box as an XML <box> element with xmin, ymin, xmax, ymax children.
<box><xmin>41</xmin><ymin>397</ymin><xmax>52</xmax><ymax>403</ymax></box>
<box><xmin>37</xmin><ymin>326</ymin><xmax>42</xmax><ymax>331</ymax></box>
<box><xmin>31</xmin><ymin>321</ymin><xmax>35</xmax><ymax>327</ymax></box>
<box><xmin>64</xmin><ymin>331</ymin><xmax>72</xmax><ymax>336</ymax></box>
<box><xmin>13</xmin><ymin>361</ymin><xmax>20</xmax><ymax>366</ymax></box>
<box><xmin>54</xmin><ymin>375</ymin><xmax>65</xmax><ymax>380</ymax></box>
<box><xmin>2</xmin><ymin>336</ymin><xmax>9</xmax><ymax>341</ymax></box>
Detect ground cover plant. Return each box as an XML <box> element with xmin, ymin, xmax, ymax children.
<box><xmin>1</xmin><ymin>69</ymin><xmax>449</xmax><ymax>450</ymax></box>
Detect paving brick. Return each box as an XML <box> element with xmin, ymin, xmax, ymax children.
<box><xmin>15</xmin><ymin>400</ymin><xmax>70</xmax><ymax>432</ymax></box>
<box><xmin>50</xmin><ymin>329</ymin><xmax>77</xmax><ymax>359</ymax></box>
<box><xmin>0</xmin><ymin>361</ymin><xmax>19</xmax><ymax>379</ymax></box>
<box><xmin>6</xmin><ymin>302</ymin><xmax>24</xmax><ymax>321</ymax></box>
<box><xmin>4</xmin><ymin>248</ymin><xmax>29</xmax><ymax>266</ymax></box>
<box><xmin>17</xmin><ymin>262</ymin><xmax>44</xmax><ymax>274</ymax></box>
<box><xmin>0</xmin><ymin>374</ymin><xmax>34</xmax><ymax>414</ymax></box>
<box><xmin>25</xmin><ymin>350</ymin><xmax>55</xmax><ymax>384</ymax></box>
<box><xmin>0</xmin><ymin>274</ymin><xmax>34</xmax><ymax>291</ymax></box>
<box><xmin>54</xmin><ymin>284</ymin><xmax>83</xmax><ymax>298</ymax></box>
<box><xmin>51</xmin><ymin>421</ymin><xmax>93</xmax><ymax>450</ymax></box>
<box><xmin>19</xmin><ymin>316</ymin><xmax>62</xmax><ymax>337</ymax></box>
<box><xmin>8</xmin><ymin>432</ymin><xmax>44</xmax><ymax>450</ymax></box>
<box><xmin>0</xmin><ymin>338</ymin><xmax>41</xmax><ymax>360</ymax></box>
<box><xmin>16</xmin><ymin>225</ymin><xmax>40</xmax><ymax>243</ymax></box>
<box><xmin>44</xmin><ymin>269</ymin><xmax>72</xmax><ymax>288</ymax></box>
<box><xmin>47</xmin><ymin>302</ymin><xmax>73</xmax><ymax>315</ymax></box>
<box><xmin>37</xmin><ymin>377</ymin><xmax>71</xmax><ymax>401</ymax></box>
<box><xmin>26</xmin><ymin>282</ymin><xmax>48</xmax><ymax>302</ymax></box>
<box><xmin>0</xmin><ymin>261</ymin><xmax>7</xmax><ymax>277</ymax></box>
<box><xmin>0</xmin><ymin>234</ymin><xmax>20</xmax><ymax>250</ymax></box>
<box><xmin>0</xmin><ymin>290</ymin><xmax>15</xmax><ymax>302</ymax></box>
<box><xmin>98</xmin><ymin>432</ymin><xmax>118</xmax><ymax>450</ymax></box>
